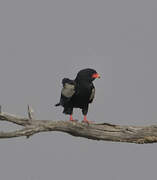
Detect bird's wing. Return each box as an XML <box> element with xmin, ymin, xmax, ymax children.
<box><xmin>61</xmin><ymin>78</ymin><xmax>76</xmax><ymax>98</ymax></box>
<box><xmin>89</xmin><ymin>86</ymin><xmax>95</xmax><ymax>103</ymax></box>
<box><xmin>55</xmin><ymin>78</ymin><xmax>76</xmax><ymax>106</ymax></box>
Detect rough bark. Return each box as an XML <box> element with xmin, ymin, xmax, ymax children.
<box><xmin>0</xmin><ymin>106</ymin><xmax>157</xmax><ymax>144</ymax></box>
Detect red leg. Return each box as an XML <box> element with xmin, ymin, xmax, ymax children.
<box><xmin>69</xmin><ymin>115</ymin><xmax>78</xmax><ymax>122</ymax></box>
<box><xmin>69</xmin><ymin>114</ymin><xmax>73</xmax><ymax>121</ymax></box>
<box><xmin>82</xmin><ymin>115</ymin><xmax>91</xmax><ymax>124</ymax></box>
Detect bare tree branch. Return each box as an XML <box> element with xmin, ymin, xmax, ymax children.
<box><xmin>0</xmin><ymin>107</ymin><xmax>157</xmax><ymax>143</ymax></box>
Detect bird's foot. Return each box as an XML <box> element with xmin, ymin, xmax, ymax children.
<box><xmin>82</xmin><ymin>116</ymin><xmax>93</xmax><ymax>124</ymax></box>
<box><xmin>82</xmin><ymin>119</ymin><xmax>93</xmax><ymax>124</ymax></box>
<box><xmin>69</xmin><ymin>119</ymin><xmax>78</xmax><ymax>122</ymax></box>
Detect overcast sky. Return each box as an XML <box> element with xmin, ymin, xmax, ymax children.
<box><xmin>0</xmin><ymin>0</ymin><xmax>157</xmax><ymax>180</ymax></box>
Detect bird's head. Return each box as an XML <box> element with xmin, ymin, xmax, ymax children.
<box><xmin>75</xmin><ymin>68</ymin><xmax>100</xmax><ymax>82</ymax></box>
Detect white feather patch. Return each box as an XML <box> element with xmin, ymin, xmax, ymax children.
<box><xmin>61</xmin><ymin>83</ymin><xmax>75</xmax><ymax>98</ymax></box>
<box><xmin>89</xmin><ymin>88</ymin><xmax>95</xmax><ymax>101</ymax></box>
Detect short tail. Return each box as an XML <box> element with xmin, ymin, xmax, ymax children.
<box><xmin>55</xmin><ymin>103</ymin><xmax>61</xmax><ymax>106</ymax></box>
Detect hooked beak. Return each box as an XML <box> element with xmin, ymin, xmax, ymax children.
<box><xmin>92</xmin><ymin>73</ymin><xmax>100</xmax><ymax>79</ymax></box>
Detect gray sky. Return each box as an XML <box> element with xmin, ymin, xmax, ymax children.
<box><xmin>0</xmin><ymin>0</ymin><xmax>157</xmax><ymax>179</ymax></box>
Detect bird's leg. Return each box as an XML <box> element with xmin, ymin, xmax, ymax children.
<box><xmin>82</xmin><ymin>106</ymin><xmax>92</xmax><ymax>124</ymax></box>
<box><xmin>82</xmin><ymin>115</ymin><xmax>92</xmax><ymax>124</ymax></box>
<box><xmin>69</xmin><ymin>114</ymin><xmax>77</xmax><ymax>122</ymax></box>
<box><xmin>70</xmin><ymin>114</ymin><xmax>74</xmax><ymax>121</ymax></box>
<box><xmin>69</xmin><ymin>108</ymin><xmax>77</xmax><ymax>122</ymax></box>
<box><xmin>83</xmin><ymin>115</ymin><xmax>89</xmax><ymax>123</ymax></box>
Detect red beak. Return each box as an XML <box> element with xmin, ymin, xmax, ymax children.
<box><xmin>92</xmin><ymin>73</ymin><xmax>100</xmax><ymax>79</ymax></box>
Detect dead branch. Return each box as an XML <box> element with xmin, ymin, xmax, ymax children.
<box><xmin>0</xmin><ymin>106</ymin><xmax>157</xmax><ymax>144</ymax></box>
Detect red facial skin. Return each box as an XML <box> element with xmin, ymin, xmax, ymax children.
<box><xmin>92</xmin><ymin>73</ymin><xmax>100</xmax><ymax>79</ymax></box>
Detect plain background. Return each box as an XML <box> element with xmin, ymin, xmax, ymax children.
<box><xmin>0</xmin><ymin>0</ymin><xmax>157</xmax><ymax>180</ymax></box>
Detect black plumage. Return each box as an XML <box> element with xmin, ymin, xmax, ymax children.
<box><xmin>55</xmin><ymin>68</ymin><xmax>100</xmax><ymax>123</ymax></box>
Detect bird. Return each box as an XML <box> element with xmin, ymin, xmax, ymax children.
<box><xmin>55</xmin><ymin>68</ymin><xmax>100</xmax><ymax>123</ymax></box>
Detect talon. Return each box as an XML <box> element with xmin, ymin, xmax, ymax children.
<box><xmin>82</xmin><ymin>115</ymin><xmax>92</xmax><ymax>124</ymax></box>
